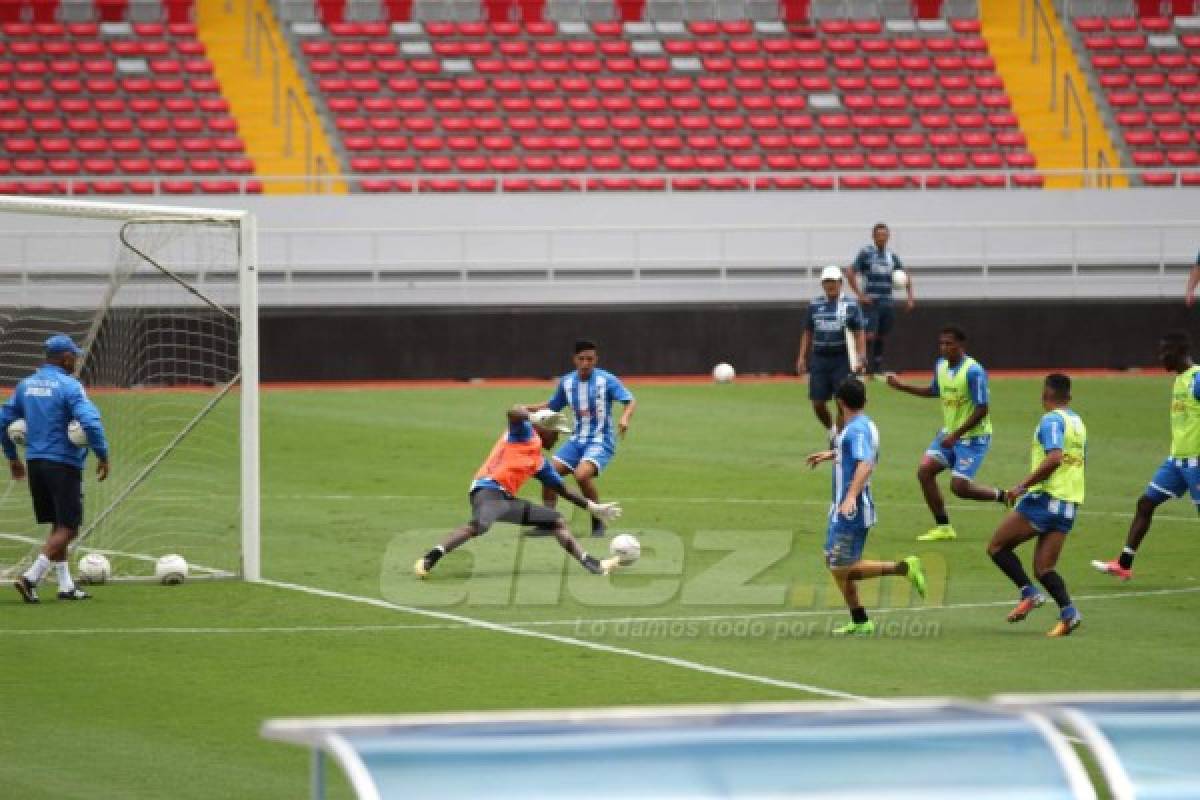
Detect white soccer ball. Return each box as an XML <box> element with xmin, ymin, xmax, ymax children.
<box><xmin>67</xmin><ymin>420</ymin><xmax>87</xmax><ymax>447</ymax></box>
<box><xmin>7</xmin><ymin>418</ymin><xmax>26</xmax><ymax>447</ymax></box>
<box><xmin>892</xmin><ymin>269</ymin><xmax>909</xmax><ymax>288</ymax></box>
<box><xmin>155</xmin><ymin>554</ymin><xmax>188</xmax><ymax>585</ymax></box>
<box><xmin>609</xmin><ymin>533</ymin><xmax>641</xmax><ymax>566</ymax></box>
<box><xmin>78</xmin><ymin>552</ymin><xmax>112</xmax><ymax>584</ymax></box>
<box><xmin>712</xmin><ymin>363</ymin><xmax>736</xmax><ymax>384</ymax></box>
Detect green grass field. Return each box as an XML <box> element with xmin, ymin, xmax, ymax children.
<box><xmin>4</xmin><ymin>376</ymin><xmax>1198</xmax><ymax>799</ymax></box>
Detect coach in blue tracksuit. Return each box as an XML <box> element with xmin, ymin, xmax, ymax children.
<box><xmin>1</xmin><ymin>334</ymin><xmax>110</xmax><ymax>603</ymax></box>
<box><xmin>797</xmin><ymin>266</ymin><xmax>866</xmax><ymax>445</ymax></box>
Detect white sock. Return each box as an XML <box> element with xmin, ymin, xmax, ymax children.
<box><xmin>55</xmin><ymin>561</ymin><xmax>75</xmax><ymax>593</ymax></box>
<box><xmin>23</xmin><ymin>554</ymin><xmax>51</xmax><ymax>584</ymax></box>
<box><xmin>829</xmin><ymin>426</ymin><xmax>838</xmax><ymax>440</ymax></box>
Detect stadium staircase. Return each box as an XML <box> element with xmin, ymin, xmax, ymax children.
<box><xmin>981</xmin><ymin>0</ymin><xmax>1122</xmax><ymax>188</ymax></box>
<box><xmin>198</xmin><ymin>0</ymin><xmax>342</xmax><ymax>192</ymax></box>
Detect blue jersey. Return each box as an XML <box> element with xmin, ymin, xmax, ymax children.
<box><xmin>0</xmin><ymin>364</ymin><xmax>109</xmax><ymax>469</ymax></box>
<box><xmin>806</xmin><ymin>294</ymin><xmax>863</xmax><ymax>356</ymax></box>
<box><xmin>832</xmin><ymin>413</ymin><xmax>879</xmax><ymax>527</ymax></box>
<box><xmin>470</xmin><ymin>418</ymin><xmax>565</xmax><ymax>495</ymax></box>
<box><xmin>853</xmin><ymin>244</ymin><xmax>903</xmax><ymax>302</ymax></box>
<box><xmin>547</xmin><ymin>368</ymin><xmax>633</xmax><ymax>448</ymax></box>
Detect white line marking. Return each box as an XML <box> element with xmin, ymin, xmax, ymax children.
<box><xmin>259</xmin><ymin>494</ymin><xmax>1199</xmax><ymax>523</ymax></box>
<box><xmin>258</xmin><ymin>578</ymin><xmax>872</xmax><ymax>703</ymax></box>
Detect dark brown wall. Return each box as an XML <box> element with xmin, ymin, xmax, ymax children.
<box><xmin>260</xmin><ymin>300</ymin><xmax>1200</xmax><ymax>381</ymax></box>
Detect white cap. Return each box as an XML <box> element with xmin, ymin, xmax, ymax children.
<box><xmin>820</xmin><ymin>265</ymin><xmax>844</xmax><ymax>283</ymax></box>
<box><xmin>530</xmin><ymin>409</ymin><xmax>572</xmax><ymax>434</ymax></box>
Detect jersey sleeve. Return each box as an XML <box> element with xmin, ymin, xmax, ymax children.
<box><xmin>506</xmin><ymin>419</ymin><xmax>534</xmax><ymax>443</ymax></box>
<box><xmin>608</xmin><ymin>374</ymin><xmax>634</xmax><ymax>403</ymax></box>
<box><xmin>0</xmin><ymin>383</ymin><xmax>24</xmax><ymax>461</ymax></box>
<box><xmin>847</xmin><ymin>427</ymin><xmax>877</xmax><ymax>464</ymax></box>
<box><xmin>546</xmin><ymin>379</ymin><xmax>568</xmax><ymax>412</ymax></box>
<box><xmin>892</xmin><ymin>251</ymin><xmax>903</xmax><ymax>270</ymax></box>
<box><xmin>1036</xmin><ymin>413</ymin><xmax>1065</xmax><ymax>453</ymax></box>
<box><xmin>69</xmin><ymin>383</ymin><xmax>109</xmax><ymax>460</ymax></box>
<box><xmin>846</xmin><ymin>302</ymin><xmax>863</xmax><ymax>331</ymax></box>
<box><xmin>534</xmin><ymin>457</ymin><xmax>565</xmax><ymax>490</ymax></box>
<box><xmin>966</xmin><ymin>364</ymin><xmax>989</xmax><ymax>407</ymax></box>
<box><xmin>853</xmin><ymin>248</ymin><xmax>870</xmax><ymax>274</ymax></box>
<box><xmin>1192</xmin><ymin>371</ymin><xmax>1200</xmax><ymax>402</ymax></box>
<box><xmin>928</xmin><ymin>362</ymin><xmax>941</xmax><ymax>396</ymax></box>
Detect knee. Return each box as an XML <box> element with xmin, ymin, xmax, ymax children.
<box><xmin>949</xmin><ymin>477</ymin><xmax>969</xmax><ymax>497</ymax></box>
<box><xmin>573</xmin><ymin>469</ymin><xmax>593</xmax><ymax>485</ymax></box>
<box><xmin>466</xmin><ymin>522</ymin><xmax>484</xmax><ymax>538</ymax></box>
<box><xmin>1136</xmin><ymin>495</ymin><xmax>1158</xmax><ymax>515</ymax></box>
<box><xmin>917</xmin><ymin>464</ymin><xmax>934</xmax><ymax>482</ymax></box>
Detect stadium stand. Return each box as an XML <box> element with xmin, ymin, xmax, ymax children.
<box><xmin>0</xmin><ymin>2</ymin><xmax>260</xmax><ymax>195</ymax></box>
<box><xmin>285</xmin><ymin>0</ymin><xmax>1047</xmax><ymax>192</ymax></box>
<box><xmin>1064</xmin><ymin>0</ymin><xmax>1200</xmax><ymax>186</ymax></box>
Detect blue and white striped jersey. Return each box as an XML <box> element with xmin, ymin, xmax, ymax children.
<box><xmin>831</xmin><ymin>413</ymin><xmax>879</xmax><ymax>527</ymax></box>
<box><xmin>853</xmin><ymin>244</ymin><xmax>903</xmax><ymax>302</ymax></box>
<box><xmin>547</xmin><ymin>368</ymin><xmax>633</xmax><ymax>448</ymax></box>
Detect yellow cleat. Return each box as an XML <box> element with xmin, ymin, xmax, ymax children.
<box><xmin>600</xmin><ymin>556</ymin><xmax>621</xmax><ymax>576</ymax></box>
<box><xmin>413</xmin><ymin>557</ymin><xmax>430</xmax><ymax>579</ymax></box>
<box><xmin>1046</xmin><ymin>614</ymin><xmax>1082</xmax><ymax>638</ymax></box>
<box><xmin>916</xmin><ymin>525</ymin><xmax>957</xmax><ymax>542</ymax></box>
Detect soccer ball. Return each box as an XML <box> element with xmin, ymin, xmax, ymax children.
<box><xmin>892</xmin><ymin>269</ymin><xmax>909</xmax><ymax>288</ymax></box>
<box><xmin>67</xmin><ymin>420</ymin><xmax>87</xmax><ymax>447</ymax></box>
<box><xmin>78</xmin><ymin>552</ymin><xmax>111</xmax><ymax>584</ymax></box>
<box><xmin>712</xmin><ymin>363</ymin><xmax>736</xmax><ymax>384</ymax></box>
<box><xmin>155</xmin><ymin>554</ymin><xmax>188</xmax><ymax>585</ymax></box>
<box><xmin>6</xmin><ymin>418</ymin><xmax>26</xmax><ymax>447</ymax></box>
<box><xmin>609</xmin><ymin>533</ymin><xmax>641</xmax><ymax>566</ymax></box>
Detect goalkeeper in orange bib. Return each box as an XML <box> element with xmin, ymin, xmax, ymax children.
<box><xmin>414</xmin><ymin>406</ymin><xmax>623</xmax><ymax>577</ymax></box>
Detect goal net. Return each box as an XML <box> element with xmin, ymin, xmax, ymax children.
<box><xmin>0</xmin><ymin>197</ymin><xmax>259</xmax><ymax>582</ymax></box>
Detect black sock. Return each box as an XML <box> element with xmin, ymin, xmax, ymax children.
<box><xmin>994</xmin><ymin>488</ymin><xmax>1006</xmax><ymax>503</ymax></box>
<box><xmin>1118</xmin><ymin>546</ymin><xmax>1136</xmax><ymax>570</ymax></box>
<box><xmin>850</xmin><ymin>606</ymin><xmax>869</xmax><ymax>624</ymax></box>
<box><xmin>581</xmin><ymin>553</ymin><xmax>602</xmax><ymax>574</ymax></box>
<box><xmin>990</xmin><ymin>549</ymin><xmax>1032</xmax><ymax>591</ymax></box>
<box><xmin>591</xmin><ymin>515</ymin><xmax>605</xmax><ymax>531</ymax></box>
<box><xmin>1038</xmin><ymin>570</ymin><xmax>1072</xmax><ymax>610</ymax></box>
<box><xmin>934</xmin><ymin>513</ymin><xmax>950</xmax><ymax>526</ymax></box>
<box><xmin>424</xmin><ymin>546</ymin><xmax>445</xmax><ymax>565</ymax></box>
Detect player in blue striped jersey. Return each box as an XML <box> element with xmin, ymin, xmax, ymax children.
<box><xmin>845</xmin><ymin>222</ymin><xmax>915</xmax><ymax>376</ymax></box>
<box><xmin>527</xmin><ymin>339</ymin><xmax>636</xmax><ymax>537</ymax></box>
<box><xmin>806</xmin><ymin>378</ymin><xmax>926</xmax><ymax>636</ymax></box>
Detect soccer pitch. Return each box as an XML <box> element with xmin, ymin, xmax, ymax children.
<box><xmin>5</xmin><ymin>376</ymin><xmax>1198</xmax><ymax>799</ymax></box>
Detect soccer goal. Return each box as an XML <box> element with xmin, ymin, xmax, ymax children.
<box><xmin>0</xmin><ymin>196</ymin><xmax>260</xmax><ymax>582</ymax></box>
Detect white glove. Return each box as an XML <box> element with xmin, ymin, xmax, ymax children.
<box><xmin>586</xmin><ymin>500</ymin><xmax>622</xmax><ymax>522</ymax></box>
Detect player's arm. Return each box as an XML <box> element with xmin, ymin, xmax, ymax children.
<box><xmin>838</xmin><ymin>460</ymin><xmax>874</xmax><ymax>517</ymax></box>
<box><xmin>536</xmin><ymin>461</ymin><xmax>621</xmax><ymax>520</ymax></box>
<box><xmin>897</xmin><ymin>254</ymin><xmax>915</xmax><ymax>311</ymax></box>
<box><xmin>1186</xmin><ymin>262</ymin><xmax>1200</xmax><ymax>307</ymax></box>
<box><xmin>849</xmin><ymin>308</ymin><xmax>866</xmax><ymax>374</ymax></box>
<box><xmin>805</xmin><ymin>449</ymin><xmax>835</xmax><ymax>468</ymax></box>
<box><xmin>797</xmin><ymin>307</ymin><xmax>813</xmax><ymax>373</ymax></box>
<box><xmin>846</xmin><ymin>258</ymin><xmax>870</xmax><ymax>305</ymax></box>
<box><xmin>69</xmin><ymin>385</ymin><xmax>110</xmax><ymax>481</ymax></box>
<box><xmin>886</xmin><ymin>374</ymin><xmax>936</xmax><ymax>397</ymax></box>
<box><xmin>0</xmin><ymin>385</ymin><xmax>25</xmax><ymax>480</ymax></box>
<box><xmin>1010</xmin><ymin>415</ymin><xmax>1064</xmax><ymax>498</ymax></box>
<box><xmin>617</xmin><ymin>396</ymin><xmax>636</xmax><ymax>438</ymax></box>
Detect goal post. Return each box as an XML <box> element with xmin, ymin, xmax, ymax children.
<box><xmin>0</xmin><ymin>196</ymin><xmax>260</xmax><ymax>582</ymax></box>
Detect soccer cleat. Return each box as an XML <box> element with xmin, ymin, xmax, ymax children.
<box><xmin>916</xmin><ymin>524</ymin><xmax>957</xmax><ymax>542</ymax></box>
<box><xmin>1006</xmin><ymin>593</ymin><xmax>1045</xmax><ymax>623</ymax></box>
<box><xmin>831</xmin><ymin>620</ymin><xmax>876</xmax><ymax>636</ymax></box>
<box><xmin>57</xmin><ymin>587</ymin><xmax>91</xmax><ymax>600</ymax></box>
<box><xmin>903</xmin><ymin>556</ymin><xmax>927</xmax><ymax>599</ymax></box>
<box><xmin>1091</xmin><ymin>559</ymin><xmax>1132</xmax><ymax>581</ymax></box>
<box><xmin>1047</xmin><ymin>611</ymin><xmax>1082</xmax><ymax>638</ymax></box>
<box><xmin>13</xmin><ymin>576</ymin><xmax>39</xmax><ymax>604</ymax></box>
<box><xmin>590</xmin><ymin>521</ymin><xmax>607</xmax><ymax>538</ymax></box>
<box><xmin>599</xmin><ymin>556</ymin><xmax>621</xmax><ymax>575</ymax></box>
<box><xmin>413</xmin><ymin>557</ymin><xmax>432</xmax><ymax>578</ymax></box>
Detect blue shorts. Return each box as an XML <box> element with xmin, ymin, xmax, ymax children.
<box><xmin>861</xmin><ymin>301</ymin><xmax>895</xmax><ymax>336</ymax></box>
<box><xmin>1146</xmin><ymin>456</ymin><xmax>1200</xmax><ymax>505</ymax></box>
<box><xmin>924</xmin><ymin>432</ymin><xmax>991</xmax><ymax>480</ymax></box>
<box><xmin>808</xmin><ymin>352</ymin><xmax>852</xmax><ymax>403</ymax></box>
<box><xmin>1016</xmin><ymin>492</ymin><xmax>1079</xmax><ymax>534</ymax></box>
<box><xmin>825</xmin><ymin>515</ymin><xmax>869</xmax><ymax>568</ymax></box>
<box><xmin>553</xmin><ymin>438</ymin><xmax>615</xmax><ymax>475</ymax></box>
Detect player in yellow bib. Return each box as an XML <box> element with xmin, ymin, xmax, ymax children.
<box><xmin>986</xmin><ymin>374</ymin><xmax>1085</xmax><ymax>638</ymax></box>
<box><xmin>886</xmin><ymin>326</ymin><xmax>1008</xmax><ymax>541</ymax></box>
<box><xmin>1093</xmin><ymin>332</ymin><xmax>1200</xmax><ymax>581</ymax></box>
